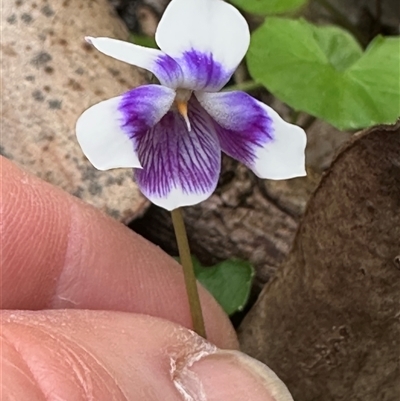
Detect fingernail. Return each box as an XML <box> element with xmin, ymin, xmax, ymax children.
<box><xmin>175</xmin><ymin>348</ymin><xmax>293</xmax><ymax>401</ymax></box>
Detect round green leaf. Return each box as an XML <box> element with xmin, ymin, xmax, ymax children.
<box><xmin>247</xmin><ymin>18</ymin><xmax>400</xmax><ymax>130</ymax></box>
<box><xmin>230</xmin><ymin>0</ymin><xmax>307</xmax><ymax>15</ymax></box>
<box><xmin>192</xmin><ymin>258</ymin><xmax>254</xmax><ymax>316</ymax></box>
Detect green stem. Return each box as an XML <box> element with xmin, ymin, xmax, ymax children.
<box><xmin>223</xmin><ymin>80</ymin><xmax>263</xmax><ymax>93</ymax></box>
<box><xmin>171</xmin><ymin>208</ymin><xmax>206</xmax><ymax>338</ymax></box>
<box><xmin>314</xmin><ymin>0</ymin><xmax>365</xmax><ymax>44</ymax></box>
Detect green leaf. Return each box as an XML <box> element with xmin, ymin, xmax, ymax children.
<box><xmin>247</xmin><ymin>18</ymin><xmax>400</xmax><ymax>130</ymax></box>
<box><xmin>230</xmin><ymin>0</ymin><xmax>307</xmax><ymax>15</ymax></box>
<box><xmin>311</xmin><ymin>26</ymin><xmax>363</xmax><ymax>71</ymax></box>
<box><xmin>192</xmin><ymin>258</ymin><xmax>254</xmax><ymax>316</ymax></box>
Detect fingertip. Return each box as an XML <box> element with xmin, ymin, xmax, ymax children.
<box><xmin>190</xmin><ymin>351</ymin><xmax>293</xmax><ymax>401</ymax></box>
<box><xmin>2</xmin><ymin>310</ymin><xmax>288</xmax><ymax>401</ymax></box>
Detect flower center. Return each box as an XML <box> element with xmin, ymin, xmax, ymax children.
<box><xmin>174</xmin><ymin>89</ymin><xmax>192</xmax><ymax>132</ymax></box>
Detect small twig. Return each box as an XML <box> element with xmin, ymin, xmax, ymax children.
<box><xmin>290</xmin><ymin>110</ymin><xmax>300</xmax><ymax>124</ymax></box>
<box><xmin>223</xmin><ymin>80</ymin><xmax>263</xmax><ymax>92</ymax></box>
<box><xmin>301</xmin><ymin>115</ymin><xmax>317</xmax><ymax>131</ymax></box>
<box><xmin>290</xmin><ymin>110</ymin><xmax>316</xmax><ymax>130</ymax></box>
<box><xmin>171</xmin><ymin>208</ymin><xmax>206</xmax><ymax>338</ymax></box>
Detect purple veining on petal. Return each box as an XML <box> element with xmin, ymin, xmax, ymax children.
<box><xmin>177</xmin><ymin>49</ymin><xmax>233</xmax><ymax>91</ymax></box>
<box><xmin>132</xmin><ymin>96</ymin><xmax>221</xmax><ymax>201</ymax></box>
<box><xmin>153</xmin><ymin>54</ymin><xmax>184</xmax><ymax>88</ymax></box>
<box><xmin>118</xmin><ymin>84</ymin><xmax>175</xmax><ymax>136</ymax></box>
<box><xmin>196</xmin><ymin>91</ymin><xmax>274</xmax><ymax>167</ymax></box>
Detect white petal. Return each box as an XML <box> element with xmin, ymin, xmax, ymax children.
<box><xmin>197</xmin><ymin>91</ymin><xmax>307</xmax><ymax>179</ymax></box>
<box><xmin>252</xmin><ymin>106</ymin><xmax>307</xmax><ymax>180</ymax></box>
<box><xmin>76</xmin><ymin>85</ymin><xmax>176</xmax><ymax>171</ymax></box>
<box><xmin>86</xmin><ymin>36</ymin><xmax>183</xmax><ymax>88</ymax></box>
<box><xmin>155</xmin><ymin>0</ymin><xmax>250</xmax><ymax>91</ymax></box>
<box><xmin>148</xmin><ymin>187</ymin><xmax>215</xmax><ymax>211</ymax></box>
<box><xmin>76</xmin><ymin>96</ymin><xmax>141</xmax><ymax>170</ymax></box>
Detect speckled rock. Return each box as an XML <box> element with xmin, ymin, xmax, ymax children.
<box><xmin>1</xmin><ymin>0</ymin><xmax>148</xmax><ymax>222</ymax></box>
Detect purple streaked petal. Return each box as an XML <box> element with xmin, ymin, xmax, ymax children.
<box><xmin>175</xmin><ymin>49</ymin><xmax>234</xmax><ymax>91</ymax></box>
<box><xmin>132</xmin><ymin>97</ymin><xmax>221</xmax><ymax>210</ymax></box>
<box><xmin>156</xmin><ymin>0</ymin><xmax>250</xmax><ymax>91</ymax></box>
<box><xmin>86</xmin><ymin>37</ymin><xmax>183</xmax><ymax>88</ymax></box>
<box><xmin>196</xmin><ymin>91</ymin><xmax>307</xmax><ymax>180</ymax></box>
<box><xmin>76</xmin><ymin>85</ymin><xmax>175</xmax><ymax>171</ymax></box>
<box><xmin>119</xmin><ymin>84</ymin><xmax>176</xmax><ymax>135</ymax></box>
<box><xmin>153</xmin><ymin>54</ymin><xmax>184</xmax><ymax>88</ymax></box>
<box><xmin>196</xmin><ymin>91</ymin><xmax>273</xmax><ymax>165</ymax></box>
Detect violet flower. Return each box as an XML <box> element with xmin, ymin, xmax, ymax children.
<box><xmin>76</xmin><ymin>0</ymin><xmax>307</xmax><ymax>211</ymax></box>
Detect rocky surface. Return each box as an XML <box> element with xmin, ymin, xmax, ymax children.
<box><xmin>1</xmin><ymin>0</ymin><xmax>148</xmax><ymax>222</ymax></box>
<box><xmin>239</xmin><ymin>123</ymin><xmax>400</xmax><ymax>401</ymax></box>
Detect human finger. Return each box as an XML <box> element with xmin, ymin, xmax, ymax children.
<box><xmin>1</xmin><ymin>157</ymin><xmax>236</xmax><ymax>348</ymax></box>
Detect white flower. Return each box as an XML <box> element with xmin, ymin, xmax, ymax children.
<box><xmin>76</xmin><ymin>0</ymin><xmax>307</xmax><ymax>211</ymax></box>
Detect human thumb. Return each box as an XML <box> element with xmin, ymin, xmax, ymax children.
<box><xmin>2</xmin><ymin>309</ymin><xmax>292</xmax><ymax>401</ymax></box>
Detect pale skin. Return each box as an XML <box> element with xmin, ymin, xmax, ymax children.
<box><xmin>1</xmin><ymin>156</ymin><xmax>290</xmax><ymax>401</ymax></box>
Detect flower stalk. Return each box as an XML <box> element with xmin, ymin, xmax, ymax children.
<box><xmin>171</xmin><ymin>208</ymin><xmax>206</xmax><ymax>338</ymax></box>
